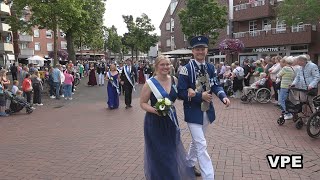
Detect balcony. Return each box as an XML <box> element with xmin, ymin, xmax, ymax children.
<box><xmin>0</xmin><ymin>3</ymin><xmax>10</xmax><ymax>16</ymax></box>
<box><xmin>0</xmin><ymin>43</ymin><xmax>14</xmax><ymax>53</ymax></box>
<box><xmin>18</xmin><ymin>34</ymin><xmax>33</xmax><ymax>42</ymax></box>
<box><xmin>233</xmin><ymin>24</ymin><xmax>316</xmax><ymax>48</ymax></box>
<box><xmin>0</xmin><ymin>23</ymin><xmax>10</xmax><ymax>32</ymax></box>
<box><xmin>233</xmin><ymin>0</ymin><xmax>275</xmax><ymax>22</ymax></box>
<box><xmin>19</xmin><ymin>48</ymin><xmax>34</xmax><ymax>58</ymax></box>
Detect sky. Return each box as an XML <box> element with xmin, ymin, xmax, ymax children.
<box><xmin>103</xmin><ymin>0</ymin><xmax>171</xmax><ymax>36</ymax></box>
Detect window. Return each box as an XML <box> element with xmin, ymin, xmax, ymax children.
<box><xmin>19</xmin><ymin>43</ymin><xmax>28</xmax><ymax>49</ymax></box>
<box><xmin>276</xmin><ymin>19</ymin><xmax>286</xmax><ymax>33</ymax></box>
<box><xmin>171</xmin><ymin>36</ymin><xmax>175</xmax><ymax>49</ymax></box>
<box><xmin>33</xmin><ymin>29</ymin><xmax>39</xmax><ymax>38</ymax></box>
<box><xmin>166</xmin><ymin>22</ymin><xmax>170</xmax><ymax>31</ymax></box>
<box><xmin>166</xmin><ymin>39</ymin><xmax>170</xmax><ymax>47</ymax></box>
<box><xmin>61</xmin><ymin>41</ymin><xmax>67</xmax><ymax>49</ymax></box>
<box><xmin>170</xmin><ymin>18</ymin><xmax>174</xmax><ymax>32</ymax></box>
<box><xmin>249</xmin><ymin>20</ymin><xmax>258</xmax><ymax>36</ymax></box>
<box><xmin>35</xmin><ymin>42</ymin><xmax>40</xmax><ymax>51</ymax></box>
<box><xmin>47</xmin><ymin>43</ymin><xmax>53</xmax><ymax>51</ymax></box>
<box><xmin>170</xmin><ymin>1</ymin><xmax>178</xmax><ymax>15</ymax></box>
<box><xmin>60</xmin><ymin>30</ymin><xmax>65</xmax><ymax>38</ymax></box>
<box><xmin>263</xmin><ymin>19</ymin><xmax>271</xmax><ymax>31</ymax></box>
<box><xmin>46</xmin><ymin>30</ymin><xmax>52</xmax><ymax>38</ymax></box>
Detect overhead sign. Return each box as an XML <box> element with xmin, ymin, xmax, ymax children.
<box><xmin>253</xmin><ymin>47</ymin><xmax>281</xmax><ymax>53</ymax></box>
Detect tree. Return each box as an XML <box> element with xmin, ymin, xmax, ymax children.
<box><xmin>106</xmin><ymin>25</ymin><xmax>122</xmax><ymax>58</ymax></box>
<box><xmin>8</xmin><ymin>0</ymin><xmax>84</xmax><ymax>65</ymax></box>
<box><xmin>66</xmin><ymin>0</ymin><xmax>105</xmax><ymax>63</ymax></box>
<box><xmin>275</xmin><ymin>0</ymin><xmax>320</xmax><ymax>25</ymax></box>
<box><xmin>178</xmin><ymin>0</ymin><xmax>228</xmax><ymax>44</ymax></box>
<box><xmin>122</xmin><ymin>14</ymin><xmax>158</xmax><ymax>61</ymax></box>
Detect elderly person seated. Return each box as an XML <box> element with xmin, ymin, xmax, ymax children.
<box><xmin>243</xmin><ymin>72</ymin><xmax>267</xmax><ymax>96</ymax></box>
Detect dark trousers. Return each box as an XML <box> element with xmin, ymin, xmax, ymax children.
<box><xmin>25</xmin><ymin>91</ymin><xmax>32</xmax><ymax>103</ymax></box>
<box><xmin>33</xmin><ymin>86</ymin><xmax>41</xmax><ymax>104</ymax></box>
<box><xmin>49</xmin><ymin>84</ymin><xmax>54</xmax><ymax>96</ymax></box>
<box><xmin>124</xmin><ymin>85</ymin><xmax>133</xmax><ymax>106</ymax></box>
<box><xmin>12</xmin><ymin>73</ymin><xmax>18</xmax><ymax>81</ymax></box>
<box><xmin>272</xmin><ymin>82</ymin><xmax>279</xmax><ymax>101</ymax></box>
<box><xmin>244</xmin><ymin>77</ymin><xmax>250</xmax><ymax>86</ymax></box>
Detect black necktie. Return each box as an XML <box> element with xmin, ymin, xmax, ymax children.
<box><xmin>200</xmin><ymin>64</ymin><xmax>205</xmax><ymax>75</ymax></box>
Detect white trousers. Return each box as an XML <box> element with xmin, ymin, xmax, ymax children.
<box><xmin>187</xmin><ymin>112</ymin><xmax>214</xmax><ymax>180</ymax></box>
<box><xmin>98</xmin><ymin>73</ymin><xmax>104</xmax><ymax>85</ymax></box>
<box><xmin>144</xmin><ymin>74</ymin><xmax>150</xmax><ymax>80</ymax></box>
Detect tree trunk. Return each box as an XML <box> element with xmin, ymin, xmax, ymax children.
<box><xmin>135</xmin><ymin>49</ymin><xmax>138</xmax><ymax>62</ymax></box>
<box><xmin>53</xmin><ymin>19</ymin><xmax>58</xmax><ymax>66</ymax></box>
<box><xmin>66</xmin><ymin>30</ymin><xmax>76</xmax><ymax>63</ymax></box>
<box><xmin>131</xmin><ymin>47</ymin><xmax>134</xmax><ymax>60</ymax></box>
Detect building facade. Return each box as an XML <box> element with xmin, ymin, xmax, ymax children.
<box><xmin>160</xmin><ymin>0</ymin><xmax>320</xmax><ymax>65</ymax></box>
<box><xmin>0</xmin><ymin>1</ymin><xmax>15</xmax><ymax>68</ymax></box>
<box><xmin>232</xmin><ymin>0</ymin><xmax>320</xmax><ymax>64</ymax></box>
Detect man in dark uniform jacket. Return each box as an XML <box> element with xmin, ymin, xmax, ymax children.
<box><xmin>97</xmin><ymin>63</ymin><xmax>106</xmax><ymax>86</ymax></box>
<box><xmin>178</xmin><ymin>36</ymin><xmax>231</xmax><ymax>179</ymax></box>
<box><xmin>120</xmin><ymin>58</ymin><xmax>137</xmax><ymax>109</ymax></box>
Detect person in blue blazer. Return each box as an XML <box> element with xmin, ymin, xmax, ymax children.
<box><xmin>178</xmin><ymin>36</ymin><xmax>231</xmax><ymax>179</ymax></box>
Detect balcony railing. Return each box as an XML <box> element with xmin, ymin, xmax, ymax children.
<box><xmin>233</xmin><ymin>24</ymin><xmax>313</xmax><ymax>38</ymax></box>
<box><xmin>20</xmin><ymin>49</ymin><xmax>34</xmax><ymax>56</ymax></box>
<box><xmin>0</xmin><ymin>2</ymin><xmax>10</xmax><ymax>15</ymax></box>
<box><xmin>18</xmin><ymin>34</ymin><xmax>33</xmax><ymax>42</ymax></box>
<box><xmin>234</xmin><ymin>0</ymin><xmax>270</xmax><ymax>11</ymax></box>
<box><xmin>0</xmin><ymin>43</ymin><xmax>14</xmax><ymax>52</ymax></box>
<box><xmin>0</xmin><ymin>23</ymin><xmax>10</xmax><ymax>32</ymax></box>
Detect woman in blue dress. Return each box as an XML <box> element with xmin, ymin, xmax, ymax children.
<box><xmin>106</xmin><ymin>64</ymin><xmax>120</xmax><ymax>109</ymax></box>
<box><xmin>140</xmin><ymin>56</ymin><xmax>195</xmax><ymax>180</ymax></box>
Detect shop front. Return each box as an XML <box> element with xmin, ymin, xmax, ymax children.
<box><xmin>238</xmin><ymin>45</ymin><xmax>309</xmax><ymax>65</ymax></box>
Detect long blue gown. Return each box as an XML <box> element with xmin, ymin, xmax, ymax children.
<box><xmin>144</xmin><ymin>79</ymin><xmax>195</xmax><ymax>180</ymax></box>
<box><xmin>107</xmin><ymin>74</ymin><xmax>119</xmax><ymax>109</ymax></box>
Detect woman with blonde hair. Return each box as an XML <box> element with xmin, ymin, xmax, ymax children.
<box><xmin>106</xmin><ymin>64</ymin><xmax>120</xmax><ymax>109</ymax></box>
<box><xmin>140</xmin><ymin>55</ymin><xmax>195</xmax><ymax>179</ymax></box>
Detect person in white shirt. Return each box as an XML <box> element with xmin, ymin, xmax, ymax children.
<box><xmin>11</xmin><ymin>80</ymin><xmax>19</xmax><ymax>95</ymax></box>
<box><xmin>268</xmin><ymin>56</ymin><xmax>282</xmax><ymax>104</ymax></box>
<box><xmin>231</xmin><ymin>61</ymin><xmax>244</xmax><ymax>98</ymax></box>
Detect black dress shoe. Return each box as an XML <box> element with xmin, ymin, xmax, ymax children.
<box><xmin>128</xmin><ymin>105</ymin><xmax>132</xmax><ymax>108</ymax></box>
<box><xmin>125</xmin><ymin>106</ymin><xmax>129</xmax><ymax>109</ymax></box>
<box><xmin>192</xmin><ymin>166</ymin><xmax>201</xmax><ymax>177</ymax></box>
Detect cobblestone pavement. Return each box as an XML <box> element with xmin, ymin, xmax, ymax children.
<box><xmin>0</xmin><ymin>77</ymin><xmax>319</xmax><ymax>180</ymax></box>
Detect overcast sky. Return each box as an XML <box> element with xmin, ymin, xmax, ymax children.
<box><xmin>104</xmin><ymin>0</ymin><xmax>171</xmax><ymax>36</ymax></box>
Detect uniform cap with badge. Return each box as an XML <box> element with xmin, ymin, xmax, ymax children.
<box><xmin>190</xmin><ymin>36</ymin><xmax>209</xmax><ymax>49</ymax></box>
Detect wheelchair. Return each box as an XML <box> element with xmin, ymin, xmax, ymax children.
<box><xmin>240</xmin><ymin>84</ymin><xmax>272</xmax><ymax>104</ymax></box>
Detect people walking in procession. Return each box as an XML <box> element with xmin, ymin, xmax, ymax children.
<box><xmin>120</xmin><ymin>58</ymin><xmax>137</xmax><ymax>109</ymax></box>
<box><xmin>97</xmin><ymin>63</ymin><xmax>106</xmax><ymax>86</ymax></box>
<box><xmin>88</xmin><ymin>64</ymin><xmax>97</xmax><ymax>86</ymax></box>
<box><xmin>106</xmin><ymin>64</ymin><xmax>120</xmax><ymax>109</ymax></box>
<box><xmin>31</xmin><ymin>71</ymin><xmax>43</xmax><ymax>106</ymax></box>
<box><xmin>140</xmin><ymin>55</ymin><xmax>195</xmax><ymax>180</ymax></box>
<box><xmin>178</xmin><ymin>36</ymin><xmax>231</xmax><ymax>179</ymax></box>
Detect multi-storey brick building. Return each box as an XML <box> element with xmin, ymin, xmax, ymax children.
<box><xmin>159</xmin><ymin>0</ymin><xmax>229</xmax><ymax>64</ymax></box>
<box><xmin>0</xmin><ymin>1</ymin><xmax>15</xmax><ymax>68</ymax></box>
<box><xmin>232</xmin><ymin>0</ymin><xmax>320</xmax><ymax>64</ymax></box>
<box><xmin>160</xmin><ymin>0</ymin><xmax>320</xmax><ymax>65</ymax></box>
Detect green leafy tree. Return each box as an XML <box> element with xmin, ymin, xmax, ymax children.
<box><xmin>178</xmin><ymin>0</ymin><xmax>228</xmax><ymax>44</ymax></box>
<box><xmin>275</xmin><ymin>0</ymin><xmax>320</xmax><ymax>25</ymax></box>
<box><xmin>8</xmin><ymin>0</ymin><xmax>84</xmax><ymax>65</ymax></box>
<box><xmin>106</xmin><ymin>25</ymin><xmax>122</xmax><ymax>57</ymax></box>
<box><xmin>122</xmin><ymin>14</ymin><xmax>158</xmax><ymax>60</ymax></box>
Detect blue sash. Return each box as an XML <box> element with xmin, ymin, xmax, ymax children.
<box><xmin>124</xmin><ymin>65</ymin><xmax>135</xmax><ymax>91</ymax></box>
<box><xmin>107</xmin><ymin>71</ymin><xmax>120</xmax><ymax>94</ymax></box>
<box><xmin>146</xmin><ymin>77</ymin><xmax>179</xmax><ymax>130</ymax></box>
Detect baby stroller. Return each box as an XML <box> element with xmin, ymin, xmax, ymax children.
<box><xmin>277</xmin><ymin>88</ymin><xmax>313</xmax><ymax>129</ymax></box>
<box><xmin>4</xmin><ymin>90</ymin><xmax>33</xmax><ymax>115</ymax></box>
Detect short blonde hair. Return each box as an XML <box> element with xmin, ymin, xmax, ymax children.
<box><xmin>260</xmin><ymin>72</ymin><xmax>267</xmax><ymax>78</ymax></box>
<box><xmin>285</xmin><ymin>56</ymin><xmax>294</xmax><ymax>65</ymax></box>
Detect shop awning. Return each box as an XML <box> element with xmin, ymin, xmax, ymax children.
<box><xmin>161</xmin><ymin>49</ymin><xmax>192</xmax><ymax>55</ymax></box>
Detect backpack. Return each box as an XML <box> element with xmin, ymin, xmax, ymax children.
<box><xmin>235</xmin><ymin>67</ymin><xmax>244</xmax><ymax>80</ymax></box>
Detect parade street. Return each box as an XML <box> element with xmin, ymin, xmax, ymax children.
<box><xmin>0</xmin><ymin>79</ymin><xmax>320</xmax><ymax>180</ymax></box>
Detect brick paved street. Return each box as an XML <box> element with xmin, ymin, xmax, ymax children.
<box><xmin>0</xmin><ymin>77</ymin><xmax>320</xmax><ymax>180</ymax></box>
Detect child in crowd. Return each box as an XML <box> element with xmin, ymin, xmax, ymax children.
<box><xmin>64</xmin><ymin>70</ymin><xmax>74</xmax><ymax>100</ymax></box>
<box><xmin>243</xmin><ymin>72</ymin><xmax>267</xmax><ymax>96</ymax></box>
<box><xmin>0</xmin><ymin>83</ymin><xmax>8</xmax><ymax>117</ymax></box>
<box><xmin>12</xmin><ymin>80</ymin><xmax>19</xmax><ymax>95</ymax></box>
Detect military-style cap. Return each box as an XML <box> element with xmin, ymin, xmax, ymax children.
<box><xmin>190</xmin><ymin>36</ymin><xmax>209</xmax><ymax>48</ymax></box>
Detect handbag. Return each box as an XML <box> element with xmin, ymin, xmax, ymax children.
<box><xmin>302</xmin><ymin>70</ymin><xmax>318</xmax><ymax>96</ymax></box>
